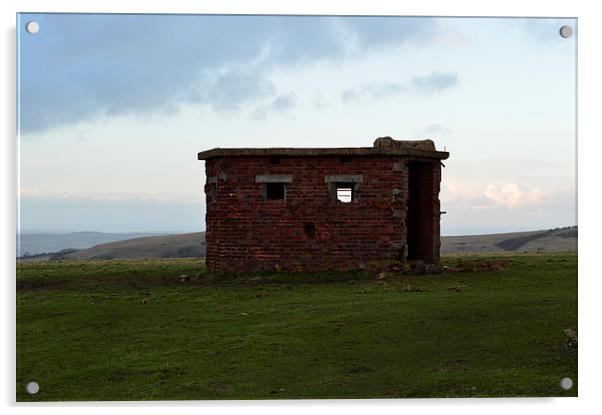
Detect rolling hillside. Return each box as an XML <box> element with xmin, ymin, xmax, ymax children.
<box><xmin>20</xmin><ymin>227</ymin><xmax>576</xmax><ymax>261</ymax></box>
<box><xmin>52</xmin><ymin>232</ymin><xmax>205</xmax><ymax>260</ymax></box>
<box><xmin>441</xmin><ymin>226</ymin><xmax>577</xmax><ymax>253</ymax></box>
<box><xmin>17</xmin><ymin>231</ymin><xmax>164</xmax><ymax>256</ymax></box>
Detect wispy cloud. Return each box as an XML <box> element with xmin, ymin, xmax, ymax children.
<box><xmin>342</xmin><ymin>71</ymin><xmax>458</xmax><ymax>102</ymax></box>
<box><xmin>251</xmin><ymin>92</ymin><xmax>297</xmax><ymax>119</ymax></box>
<box><xmin>19</xmin><ymin>14</ymin><xmax>440</xmax><ymax>134</ymax></box>
<box><xmin>311</xmin><ymin>91</ymin><xmax>329</xmax><ymax>110</ymax></box>
<box><xmin>441</xmin><ymin>180</ymin><xmax>558</xmax><ymax>210</ymax></box>
<box><xmin>483</xmin><ymin>183</ymin><xmax>555</xmax><ymax>209</ymax></box>
<box><xmin>202</xmin><ymin>71</ymin><xmax>276</xmax><ymax>112</ymax></box>
<box><xmin>439</xmin><ymin>180</ymin><xmax>574</xmax><ymax>235</ymax></box>
<box><xmin>342</xmin><ymin>82</ymin><xmax>408</xmax><ymax>102</ymax></box>
<box><xmin>417</xmin><ymin>123</ymin><xmax>452</xmax><ymax>136</ymax></box>
<box><xmin>440</xmin><ymin>180</ymin><xmax>483</xmax><ymax>204</ymax></box>
<box><xmin>19</xmin><ymin>188</ymin><xmax>201</xmax><ymax>204</ymax></box>
<box><xmin>516</xmin><ymin>18</ymin><xmax>576</xmax><ymax>42</ymax></box>
<box><xmin>411</xmin><ymin>71</ymin><xmax>458</xmax><ymax>95</ymax></box>
<box><xmin>434</xmin><ymin>31</ymin><xmax>471</xmax><ymax>47</ymax></box>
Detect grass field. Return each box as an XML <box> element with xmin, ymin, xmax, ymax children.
<box><xmin>16</xmin><ymin>253</ymin><xmax>577</xmax><ymax>401</ymax></box>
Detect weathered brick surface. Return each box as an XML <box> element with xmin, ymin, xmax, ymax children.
<box><xmin>203</xmin><ymin>155</ymin><xmax>442</xmax><ymax>272</ymax></box>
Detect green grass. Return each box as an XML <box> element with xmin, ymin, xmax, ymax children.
<box><xmin>16</xmin><ymin>253</ymin><xmax>577</xmax><ymax>401</ymax></box>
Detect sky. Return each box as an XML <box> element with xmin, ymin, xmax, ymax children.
<box><xmin>17</xmin><ymin>14</ymin><xmax>576</xmax><ymax>235</ymax></box>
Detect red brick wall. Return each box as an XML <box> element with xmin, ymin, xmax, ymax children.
<box><xmin>203</xmin><ymin>155</ymin><xmax>441</xmax><ymax>272</ymax></box>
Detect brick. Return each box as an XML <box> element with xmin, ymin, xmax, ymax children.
<box><xmin>202</xmin><ymin>148</ymin><xmax>445</xmax><ymax>272</ymax></box>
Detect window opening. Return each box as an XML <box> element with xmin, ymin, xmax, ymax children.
<box><xmin>266</xmin><ymin>182</ymin><xmax>285</xmax><ymax>200</ymax></box>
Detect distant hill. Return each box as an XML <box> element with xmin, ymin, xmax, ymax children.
<box><xmin>18</xmin><ymin>227</ymin><xmax>576</xmax><ymax>262</ymax></box>
<box><xmin>441</xmin><ymin>226</ymin><xmax>577</xmax><ymax>254</ymax></box>
<box><xmin>52</xmin><ymin>232</ymin><xmax>206</xmax><ymax>260</ymax></box>
<box><xmin>17</xmin><ymin>231</ymin><xmax>165</xmax><ymax>256</ymax></box>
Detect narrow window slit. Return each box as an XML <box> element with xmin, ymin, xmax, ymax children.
<box><xmin>209</xmin><ymin>183</ymin><xmax>217</xmax><ymax>202</ymax></box>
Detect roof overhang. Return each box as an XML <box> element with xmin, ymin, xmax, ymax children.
<box><xmin>197</xmin><ymin>147</ymin><xmax>449</xmax><ymax>161</ymax></box>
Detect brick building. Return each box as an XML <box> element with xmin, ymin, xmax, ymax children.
<box><xmin>197</xmin><ymin>137</ymin><xmax>449</xmax><ymax>272</ymax></box>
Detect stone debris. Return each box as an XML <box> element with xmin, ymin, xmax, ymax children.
<box><xmin>564</xmin><ymin>328</ymin><xmax>577</xmax><ymax>349</ymax></box>
<box><xmin>376</xmin><ymin>272</ymin><xmax>388</xmax><ymax>280</ymax></box>
<box><xmin>425</xmin><ymin>264</ymin><xmax>443</xmax><ymax>274</ymax></box>
<box><xmin>410</xmin><ymin>261</ymin><xmax>426</xmax><ymax>275</ymax></box>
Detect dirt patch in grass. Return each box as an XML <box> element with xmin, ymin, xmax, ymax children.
<box><xmin>447</xmin><ymin>258</ymin><xmax>511</xmax><ymax>273</ymax></box>
<box><xmin>16</xmin><ymin>279</ymin><xmax>66</xmax><ymax>292</ymax></box>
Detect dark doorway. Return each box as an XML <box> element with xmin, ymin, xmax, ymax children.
<box><xmin>406</xmin><ymin>161</ymin><xmax>435</xmax><ymax>261</ymax></box>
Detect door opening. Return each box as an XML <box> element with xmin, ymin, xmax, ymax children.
<box><xmin>406</xmin><ymin>161</ymin><xmax>435</xmax><ymax>262</ymax></box>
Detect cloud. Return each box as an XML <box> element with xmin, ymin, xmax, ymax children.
<box><xmin>441</xmin><ymin>180</ymin><xmax>558</xmax><ymax>210</ymax></box>
<box><xmin>311</xmin><ymin>91</ymin><xmax>328</xmax><ymax>109</ymax></box>
<box><xmin>440</xmin><ymin>180</ymin><xmax>574</xmax><ymax>235</ymax></box>
<box><xmin>483</xmin><ymin>183</ymin><xmax>555</xmax><ymax>209</ymax></box>
<box><xmin>342</xmin><ymin>82</ymin><xmax>408</xmax><ymax>102</ymax></box>
<box><xmin>342</xmin><ymin>71</ymin><xmax>457</xmax><ymax>102</ymax></box>
<box><xmin>516</xmin><ymin>18</ymin><xmax>576</xmax><ymax>42</ymax></box>
<box><xmin>340</xmin><ymin>16</ymin><xmax>440</xmax><ymax>50</ymax></box>
<box><xmin>441</xmin><ymin>181</ymin><xmax>483</xmax><ymax>204</ymax></box>
<box><xmin>434</xmin><ymin>31</ymin><xmax>471</xmax><ymax>47</ymax></box>
<box><xmin>271</xmin><ymin>92</ymin><xmax>297</xmax><ymax>111</ymax></box>
<box><xmin>417</xmin><ymin>123</ymin><xmax>452</xmax><ymax>136</ymax></box>
<box><xmin>251</xmin><ymin>92</ymin><xmax>297</xmax><ymax>119</ymax></box>
<box><xmin>18</xmin><ymin>14</ymin><xmax>440</xmax><ymax>134</ymax></box>
<box><xmin>411</xmin><ymin>71</ymin><xmax>458</xmax><ymax>95</ymax></box>
<box><xmin>19</xmin><ymin>188</ymin><xmax>200</xmax><ymax>203</ymax></box>
<box><xmin>203</xmin><ymin>71</ymin><xmax>276</xmax><ymax>112</ymax></box>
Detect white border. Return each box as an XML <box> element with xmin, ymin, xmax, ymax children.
<box><xmin>3</xmin><ymin>1</ymin><xmax>601</xmax><ymax>414</ymax></box>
